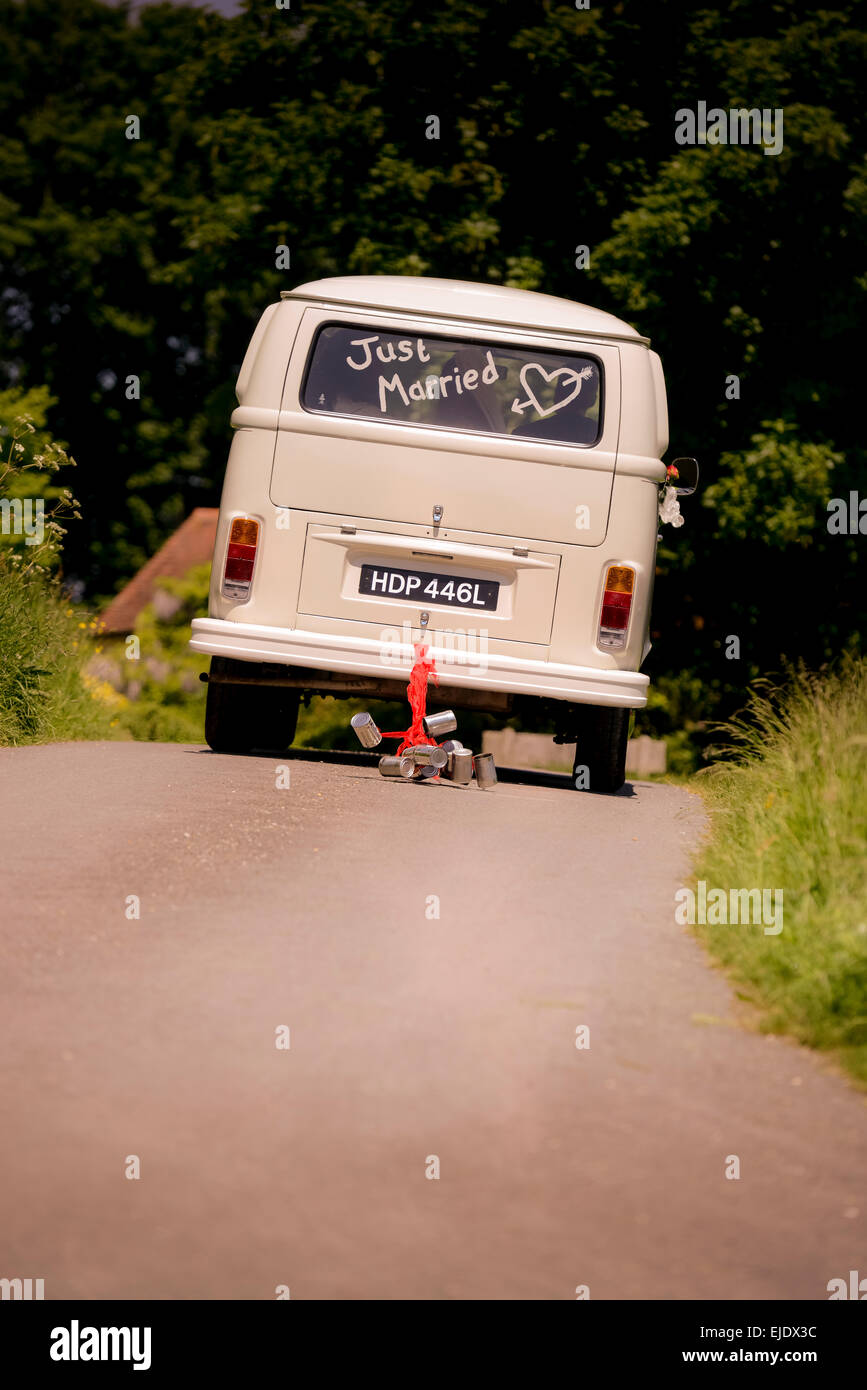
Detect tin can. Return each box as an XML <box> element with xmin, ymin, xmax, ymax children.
<box><xmin>442</xmin><ymin>740</ymin><xmax>465</xmax><ymax>776</ymax></box>
<box><xmin>351</xmin><ymin>711</ymin><xmax>382</xmax><ymax>748</ymax></box>
<box><xmin>473</xmin><ymin>752</ymin><xmax>498</xmax><ymax>790</ymax></box>
<box><xmin>379</xmin><ymin>754</ymin><xmax>415</xmax><ymax>779</ymax></box>
<box><xmin>416</xmin><ymin>763</ymin><xmax>442</xmax><ymax>780</ymax></box>
<box><xmin>409</xmin><ymin>744</ymin><xmax>448</xmax><ymax>769</ymax></box>
<box><xmin>449</xmin><ymin>749</ymin><xmax>474</xmax><ymax>784</ymax></box>
<box><xmin>423</xmin><ymin>709</ymin><xmax>458</xmax><ymax>738</ymax></box>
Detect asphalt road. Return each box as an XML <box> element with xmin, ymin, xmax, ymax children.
<box><xmin>1</xmin><ymin>742</ymin><xmax>865</xmax><ymax>1300</ymax></box>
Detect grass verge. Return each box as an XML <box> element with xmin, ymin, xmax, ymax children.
<box><xmin>692</xmin><ymin>658</ymin><xmax>867</xmax><ymax>1084</ymax></box>
<box><xmin>0</xmin><ymin>562</ymin><xmax>120</xmax><ymax>744</ymax></box>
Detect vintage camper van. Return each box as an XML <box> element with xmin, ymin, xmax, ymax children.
<box><xmin>190</xmin><ymin>276</ymin><xmax>696</xmax><ymax>791</ymax></box>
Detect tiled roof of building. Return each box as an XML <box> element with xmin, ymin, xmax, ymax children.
<box><xmin>99</xmin><ymin>508</ymin><xmax>218</xmax><ymax>635</ymax></box>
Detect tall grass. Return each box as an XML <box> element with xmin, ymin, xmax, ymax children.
<box><xmin>0</xmin><ymin>562</ymin><xmax>118</xmax><ymax>744</ymax></box>
<box><xmin>0</xmin><ymin>400</ymin><xmax>121</xmax><ymax>744</ymax></box>
<box><xmin>693</xmin><ymin>658</ymin><xmax>867</xmax><ymax>1082</ymax></box>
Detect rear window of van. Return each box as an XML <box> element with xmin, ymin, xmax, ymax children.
<box><xmin>301</xmin><ymin>323</ymin><xmax>602</xmax><ymax>447</ymax></box>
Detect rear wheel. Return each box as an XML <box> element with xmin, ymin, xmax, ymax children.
<box><xmin>572</xmin><ymin>704</ymin><xmax>631</xmax><ymax>793</ymax></box>
<box><xmin>205</xmin><ymin>658</ymin><xmax>300</xmax><ymax>754</ymax></box>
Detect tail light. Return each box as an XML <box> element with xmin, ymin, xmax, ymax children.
<box><xmin>221</xmin><ymin>517</ymin><xmax>259</xmax><ymax>601</ymax></box>
<box><xmin>598</xmin><ymin>565</ymin><xmax>635</xmax><ymax>650</ymax></box>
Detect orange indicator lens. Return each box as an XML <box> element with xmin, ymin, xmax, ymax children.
<box><xmin>229</xmin><ymin>517</ymin><xmax>259</xmax><ymax>546</ymax></box>
<box><xmin>604</xmin><ymin>565</ymin><xmax>634</xmax><ymax>595</ymax></box>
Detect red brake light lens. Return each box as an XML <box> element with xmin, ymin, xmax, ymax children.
<box><xmin>598</xmin><ymin>565</ymin><xmax>635</xmax><ymax>650</ymax></box>
<box><xmin>222</xmin><ymin>518</ymin><xmax>260</xmax><ymax>601</ymax></box>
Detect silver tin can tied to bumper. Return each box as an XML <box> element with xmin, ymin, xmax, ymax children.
<box><xmin>417</xmin><ymin>763</ymin><xmax>443</xmax><ymax>780</ymax></box>
<box><xmin>448</xmin><ymin>749</ymin><xmax>474</xmax><ymax>784</ymax></box>
<box><xmin>350</xmin><ymin>711</ymin><xmax>382</xmax><ymax>748</ymax></box>
<box><xmin>378</xmin><ymin>754</ymin><xmax>415</xmax><ymax>779</ymax></box>
<box><xmin>422</xmin><ymin>709</ymin><xmax>458</xmax><ymax>738</ymax></box>
<box><xmin>473</xmin><ymin>752</ymin><xmax>498</xmax><ymax>790</ymax></box>
<box><xmin>409</xmin><ymin>744</ymin><xmax>448</xmax><ymax>769</ymax></box>
<box><xmin>442</xmin><ymin>740</ymin><xmax>465</xmax><ymax>775</ymax></box>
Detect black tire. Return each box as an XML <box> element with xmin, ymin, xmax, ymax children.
<box><xmin>205</xmin><ymin>660</ymin><xmax>300</xmax><ymax>754</ymax></box>
<box><xmin>572</xmin><ymin>704</ymin><xmax>631</xmax><ymax>793</ymax></box>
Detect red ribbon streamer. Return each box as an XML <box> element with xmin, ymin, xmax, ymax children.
<box><xmin>381</xmin><ymin>642</ymin><xmax>439</xmax><ymax>755</ymax></box>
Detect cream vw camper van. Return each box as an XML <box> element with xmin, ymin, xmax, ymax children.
<box><xmin>190</xmin><ymin>277</ymin><xmax>696</xmax><ymax>791</ymax></box>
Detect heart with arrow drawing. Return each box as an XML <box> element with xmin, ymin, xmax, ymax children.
<box><xmin>511</xmin><ymin>363</ymin><xmax>595</xmax><ymax>419</ymax></box>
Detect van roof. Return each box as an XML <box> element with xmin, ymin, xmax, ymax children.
<box><xmin>281</xmin><ymin>276</ymin><xmax>647</xmax><ymax>345</ymax></box>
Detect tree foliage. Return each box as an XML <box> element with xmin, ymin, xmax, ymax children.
<box><xmin>0</xmin><ymin>0</ymin><xmax>864</xmax><ymax>733</ymax></box>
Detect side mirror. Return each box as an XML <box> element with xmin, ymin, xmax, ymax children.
<box><xmin>668</xmin><ymin>456</ymin><xmax>699</xmax><ymax>496</ymax></box>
